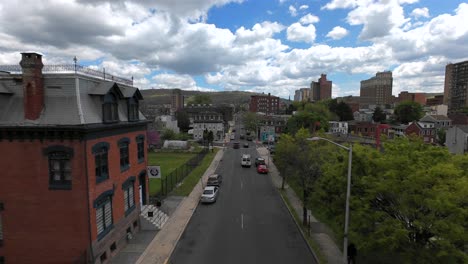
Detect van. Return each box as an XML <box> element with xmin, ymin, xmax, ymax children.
<box><xmin>241</xmin><ymin>154</ymin><xmax>251</xmax><ymax>167</ymax></box>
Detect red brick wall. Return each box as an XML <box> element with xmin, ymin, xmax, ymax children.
<box><xmin>0</xmin><ymin>140</ymin><xmax>89</xmax><ymax>264</ymax></box>
<box><xmin>86</xmin><ymin>130</ymin><xmax>148</xmax><ymax>243</ymax></box>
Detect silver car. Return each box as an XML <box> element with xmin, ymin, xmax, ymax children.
<box><xmin>200</xmin><ymin>186</ymin><xmax>219</xmax><ymax>203</ymax></box>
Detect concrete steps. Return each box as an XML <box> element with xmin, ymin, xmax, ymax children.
<box><xmin>139</xmin><ymin>205</ymin><xmax>169</xmax><ymax>231</ymax></box>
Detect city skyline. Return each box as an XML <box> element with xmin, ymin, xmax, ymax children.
<box><xmin>0</xmin><ymin>0</ymin><xmax>467</xmax><ymax>99</ymax></box>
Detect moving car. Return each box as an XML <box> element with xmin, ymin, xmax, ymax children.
<box><xmin>243</xmin><ymin>142</ymin><xmax>249</xmax><ymax>148</ymax></box>
<box><xmin>207</xmin><ymin>174</ymin><xmax>222</xmax><ymax>186</ymax></box>
<box><xmin>255</xmin><ymin>157</ymin><xmax>266</xmax><ymax>166</ymax></box>
<box><xmin>201</xmin><ymin>186</ymin><xmax>219</xmax><ymax>203</ymax></box>
<box><xmin>246</xmin><ymin>135</ymin><xmax>253</xmax><ymax>141</ymax></box>
<box><xmin>268</xmin><ymin>145</ymin><xmax>275</xmax><ymax>154</ymax></box>
<box><xmin>241</xmin><ymin>154</ymin><xmax>252</xmax><ymax>167</ymax></box>
<box><xmin>240</xmin><ymin>134</ymin><xmax>245</xmax><ymax>139</ymax></box>
<box><xmin>257</xmin><ymin>164</ymin><xmax>268</xmax><ymax>174</ymax></box>
<box><xmin>233</xmin><ymin>142</ymin><xmax>240</xmax><ymax>149</ymax></box>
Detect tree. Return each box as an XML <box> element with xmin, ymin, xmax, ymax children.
<box><xmin>436</xmin><ymin>128</ymin><xmax>446</xmax><ymax>145</ymax></box>
<box><xmin>372</xmin><ymin>106</ymin><xmax>386</xmax><ymax>123</ymax></box>
<box><xmin>161</xmin><ymin>128</ymin><xmax>176</xmax><ymax>141</ymax></box>
<box><xmin>243</xmin><ymin>112</ymin><xmax>260</xmax><ymax>135</ymax></box>
<box><xmin>186</xmin><ymin>94</ymin><xmax>212</xmax><ymax>105</ymax></box>
<box><xmin>394</xmin><ymin>101</ymin><xmax>423</xmax><ymax>124</ymax></box>
<box><xmin>285</xmin><ymin>102</ymin><xmax>331</xmax><ymax>135</ymax></box>
<box><xmin>176</xmin><ymin>110</ymin><xmax>190</xmax><ymax>132</ymax></box>
<box><xmin>335</xmin><ymin>101</ymin><xmax>354</xmax><ymax>121</ymax></box>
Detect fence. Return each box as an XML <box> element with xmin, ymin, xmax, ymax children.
<box><xmin>149</xmin><ymin>149</ymin><xmax>208</xmax><ymax>204</ymax></box>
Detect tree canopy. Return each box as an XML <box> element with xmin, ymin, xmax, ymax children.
<box><xmin>394</xmin><ymin>101</ymin><xmax>423</xmax><ymax>124</ymax></box>
<box><xmin>243</xmin><ymin>111</ymin><xmax>260</xmax><ymax>134</ymax></box>
<box><xmin>186</xmin><ymin>94</ymin><xmax>212</xmax><ymax>105</ymax></box>
<box><xmin>372</xmin><ymin>106</ymin><xmax>386</xmax><ymax>123</ymax></box>
<box><xmin>327</xmin><ymin>99</ymin><xmax>354</xmax><ymax>121</ymax></box>
<box><xmin>175</xmin><ymin>110</ymin><xmax>190</xmax><ymax>133</ymax></box>
<box><xmin>286</xmin><ymin>102</ymin><xmax>332</xmax><ymax>135</ymax></box>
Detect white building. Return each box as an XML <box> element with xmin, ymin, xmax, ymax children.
<box><xmin>445</xmin><ymin>125</ymin><xmax>468</xmax><ymax>154</ymax></box>
<box><xmin>192</xmin><ymin>111</ymin><xmax>225</xmax><ymax>141</ymax></box>
<box><xmin>328</xmin><ymin>121</ymin><xmax>348</xmax><ymax>134</ymax></box>
<box><xmin>155</xmin><ymin>115</ymin><xmax>180</xmax><ymax>133</ymax></box>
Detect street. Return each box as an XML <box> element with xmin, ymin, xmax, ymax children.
<box><xmin>169</xmin><ymin>125</ymin><xmax>317</xmax><ymax>264</ymax></box>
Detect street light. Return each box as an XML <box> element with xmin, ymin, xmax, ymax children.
<box><xmin>307</xmin><ymin>136</ymin><xmax>352</xmax><ymax>264</ymax></box>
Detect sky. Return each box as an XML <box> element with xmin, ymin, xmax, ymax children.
<box><xmin>0</xmin><ymin>0</ymin><xmax>467</xmax><ymax>99</ymax></box>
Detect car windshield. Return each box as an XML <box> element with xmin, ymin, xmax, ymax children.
<box><xmin>203</xmin><ymin>190</ymin><xmax>213</xmax><ymax>195</ymax></box>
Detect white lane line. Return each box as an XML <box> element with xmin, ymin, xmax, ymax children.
<box><xmin>241</xmin><ymin>213</ymin><xmax>244</xmax><ymax>229</ymax></box>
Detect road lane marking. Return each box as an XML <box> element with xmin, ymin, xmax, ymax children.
<box><xmin>240</xmin><ymin>180</ymin><xmax>243</xmax><ymax>189</ymax></box>
<box><xmin>241</xmin><ymin>213</ymin><xmax>244</xmax><ymax>229</ymax></box>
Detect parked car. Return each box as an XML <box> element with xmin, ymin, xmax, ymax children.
<box><xmin>241</xmin><ymin>154</ymin><xmax>252</xmax><ymax>167</ymax></box>
<box><xmin>257</xmin><ymin>164</ymin><xmax>268</xmax><ymax>174</ymax></box>
<box><xmin>255</xmin><ymin>157</ymin><xmax>266</xmax><ymax>166</ymax></box>
<box><xmin>240</xmin><ymin>134</ymin><xmax>245</xmax><ymax>139</ymax></box>
<box><xmin>233</xmin><ymin>142</ymin><xmax>240</xmax><ymax>149</ymax></box>
<box><xmin>268</xmin><ymin>145</ymin><xmax>275</xmax><ymax>154</ymax></box>
<box><xmin>246</xmin><ymin>135</ymin><xmax>253</xmax><ymax>141</ymax></box>
<box><xmin>243</xmin><ymin>142</ymin><xmax>249</xmax><ymax>148</ymax></box>
<box><xmin>200</xmin><ymin>186</ymin><xmax>219</xmax><ymax>203</ymax></box>
<box><xmin>207</xmin><ymin>174</ymin><xmax>222</xmax><ymax>186</ymax></box>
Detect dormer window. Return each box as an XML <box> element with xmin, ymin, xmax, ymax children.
<box><xmin>128</xmin><ymin>96</ymin><xmax>139</xmax><ymax>121</ymax></box>
<box><xmin>103</xmin><ymin>92</ymin><xmax>119</xmax><ymax>123</ymax></box>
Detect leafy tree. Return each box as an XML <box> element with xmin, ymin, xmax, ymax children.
<box><xmin>394</xmin><ymin>101</ymin><xmax>423</xmax><ymax>124</ymax></box>
<box><xmin>187</xmin><ymin>94</ymin><xmax>212</xmax><ymax>105</ymax></box>
<box><xmin>161</xmin><ymin>128</ymin><xmax>176</xmax><ymax>141</ymax></box>
<box><xmin>176</xmin><ymin>110</ymin><xmax>190</xmax><ymax>132</ymax></box>
<box><xmin>208</xmin><ymin>131</ymin><xmax>214</xmax><ymax>145</ymax></box>
<box><xmin>335</xmin><ymin>101</ymin><xmax>354</xmax><ymax>121</ymax></box>
<box><xmin>243</xmin><ymin>112</ymin><xmax>260</xmax><ymax>135</ymax></box>
<box><xmin>286</xmin><ymin>102</ymin><xmax>331</xmax><ymax>135</ymax></box>
<box><xmin>372</xmin><ymin>106</ymin><xmax>386</xmax><ymax>123</ymax></box>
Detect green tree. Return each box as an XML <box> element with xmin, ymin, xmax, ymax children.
<box><xmin>243</xmin><ymin>112</ymin><xmax>260</xmax><ymax>136</ymax></box>
<box><xmin>336</xmin><ymin>101</ymin><xmax>354</xmax><ymax>121</ymax></box>
<box><xmin>286</xmin><ymin>102</ymin><xmax>331</xmax><ymax>135</ymax></box>
<box><xmin>161</xmin><ymin>128</ymin><xmax>176</xmax><ymax>141</ymax></box>
<box><xmin>372</xmin><ymin>106</ymin><xmax>386</xmax><ymax>123</ymax></box>
<box><xmin>437</xmin><ymin>128</ymin><xmax>446</xmax><ymax>145</ymax></box>
<box><xmin>187</xmin><ymin>94</ymin><xmax>212</xmax><ymax>105</ymax></box>
<box><xmin>394</xmin><ymin>101</ymin><xmax>423</xmax><ymax>124</ymax></box>
<box><xmin>175</xmin><ymin>110</ymin><xmax>190</xmax><ymax>132</ymax></box>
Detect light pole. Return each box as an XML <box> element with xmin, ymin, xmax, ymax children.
<box><xmin>307</xmin><ymin>136</ymin><xmax>352</xmax><ymax>264</ymax></box>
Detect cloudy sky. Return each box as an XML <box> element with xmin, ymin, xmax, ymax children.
<box><xmin>0</xmin><ymin>0</ymin><xmax>467</xmax><ymax>98</ymax></box>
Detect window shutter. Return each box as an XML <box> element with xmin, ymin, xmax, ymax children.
<box><xmin>129</xmin><ymin>186</ymin><xmax>134</xmax><ymax>207</ymax></box>
<box><xmin>124</xmin><ymin>189</ymin><xmax>129</xmax><ymax>211</ymax></box>
<box><xmin>104</xmin><ymin>200</ymin><xmax>112</xmax><ymax>228</ymax></box>
<box><xmin>96</xmin><ymin>207</ymin><xmax>104</xmax><ymax>234</ymax></box>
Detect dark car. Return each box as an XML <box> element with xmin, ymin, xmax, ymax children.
<box><xmin>233</xmin><ymin>142</ymin><xmax>240</xmax><ymax>149</ymax></box>
<box><xmin>243</xmin><ymin>142</ymin><xmax>249</xmax><ymax>148</ymax></box>
<box><xmin>207</xmin><ymin>174</ymin><xmax>222</xmax><ymax>186</ymax></box>
<box><xmin>268</xmin><ymin>145</ymin><xmax>275</xmax><ymax>154</ymax></box>
<box><xmin>255</xmin><ymin>157</ymin><xmax>266</xmax><ymax>166</ymax></box>
<box><xmin>246</xmin><ymin>135</ymin><xmax>253</xmax><ymax>141</ymax></box>
<box><xmin>240</xmin><ymin>134</ymin><xmax>245</xmax><ymax>139</ymax></box>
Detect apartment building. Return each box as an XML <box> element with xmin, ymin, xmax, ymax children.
<box><xmin>444</xmin><ymin>60</ymin><xmax>468</xmax><ymax>113</ymax></box>
<box><xmin>360</xmin><ymin>71</ymin><xmax>393</xmax><ymax>107</ymax></box>
<box><xmin>249</xmin><ymin>93</ymin><xmax>280</xmax><ymax>114</ymax></box>
<box><xmin>311</xmin><ymin>74</ymin><xmax>332</xmax><ymax>101</ymax></box>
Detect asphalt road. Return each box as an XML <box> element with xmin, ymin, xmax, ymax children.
<box><xmin>169</xmin><ymin>123</ymin><xmax>316</xmax><ymax>264</ymax></box>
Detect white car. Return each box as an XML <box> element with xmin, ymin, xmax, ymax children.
<box><xmin>200</xmin><ymin>186</ymin><xmax>219</xmax><ymax>203</ymax></box>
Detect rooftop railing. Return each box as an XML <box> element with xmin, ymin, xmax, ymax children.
<box><xmin>0</xmin><ymin>64</ymin><xmax>133</xmax><ymax>86</ymax></box>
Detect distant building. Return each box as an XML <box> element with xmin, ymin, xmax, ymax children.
<box><xmin>360</xmin><ymin>71</ymin><xmax>393</xmax><ymax>107</ymax></box>
<box><xmin>398</xmin><ymin>91</ymin><xmax>426</xmax><ymax>105</ymax></box>
<box><xmin>353</xmin><ymin>110</ymin><xmax>373</xmax><ymax>122</ymax></box>
<box><xmin>0</xmin><ymin>53</ymin><xmax>149</xmax><ymax>263</ymax></box>
<box><xmin>249</xmin><ymin>93</ymin><xmax>280</xmax><ymax>114</ymax></box>
<box><xmin>426</xmin><ymin>95</ymin><xmax>444</xmax><ymax>106</ymax></box>
<box><xmin>425</xmin><ymin>104</ymin><xmax>448</xmax><ymax>116</ymax></box>
<box><xmin>328</xmin><ymin>121</ymin><xmax>348</xmax><ymax>134</ymax></box>
<box><xmin>154</xmin><ymin>115</ymin><xmax>180</xmax><ymax>134</ymax></box>
<box><xmin>311</xmin><ymin>74</ymin><xmax>332</xmax><ymax>101</ymax></box>
<box><xmin>420</xmin><ymin>115</ymin><xmax>452</xmax><ymax>129</ymax></box>
<box><xmin>257</xmin><ymin>114</ymin><xmax>289</xmax><ymax>142</ymax></box>
<box><xmin>405</xmin><ymin>121</ymin><xmax>436</xmax><ymax>143</ymax></box>
<box><xmin>444</xmin><ymin>60</ymin><xmax>468</xmax><ymax>113</ymax></box>
<box><xmin>171</xmin><ymin>88</ymin><xmax>184</xmax><ymax>111</ymax></box>
<box><xmin>192</xmin><ymin>111</ymin><xmax>225</xmax><ymax>141</ymax></box>
<box><xmin>445</xmin><ymin>125</ymin><xmax>468</xmax><ymax>154</ymax></box>
<box><xmin>448</xmin><ymin>113</ymin><xmax>468</xmax><ymax>125</ymax></box>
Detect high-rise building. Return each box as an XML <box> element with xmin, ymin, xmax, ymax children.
<box><xmin>293</xmin><ymin>88</ymin><xmax>311</xmax><ymax>102</ymax></box>
<box><xmin>171</xmin><ymin>88</ymin><xmax>184</xmax><ymax>111</ymax></box>
<box><xmin>311</xmin><ymin>74</ymin><xmax>332</xmax><ymax>101</ymax></box>
<box><xmin>249</xmin><ymin>93</ymin><xmax>280</xmax><ymax>114</ymax></box>
<box><xmin>360</xmin><ymin>71</ymin><xmax>393</xmax><ymax>106</ymax></box>
<box><xmin>444</xmin><ymin>60</ymin><xmax>468</xmax><ymax>113</ymax></box>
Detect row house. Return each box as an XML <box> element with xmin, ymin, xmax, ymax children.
<box><xmin>419</xmin><ymin>115</ymin><xmax>452</xmax><ymax>129</ymax></box>
<box><xmin>405</xmin><ymin>122</ymin><xmax>436</xmax><ymax>143</ymax></box>
<box><xmin>0</xmin><ymin>53</ymin><xmax>148</xmax><ymax>264</ymax></box>
<box><xmin>257</xmin><ymin>114</ymin><xmax>289</xmax><ymax>142</ymax></box>
<box><xmin>328</xmin><ymin>121</ymin><xmax>348</xmax><ymax>134</ymax></box>
<box><xmin>445</xmin><ymin>125</ymin><xmax>468</xmax><ymax>154</ymax></box>
<box><xmin>353</xmin><ymin>110</ymin><xmax>373</xmax><ymax>122</ymax></box>
<box><xmin>192</xmin><ymin>111</ymin><xmax>225</xmax><ymax>141</ymax></box>
<box><xmin>388</xmin><ymin>124</ymin><xmax>408</xmax><ymax>138</ymax></box>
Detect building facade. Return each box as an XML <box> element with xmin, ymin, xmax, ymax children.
<box><xmin>397</xmin><ymin>91</ymin><xmax>426</xmax><ymax>105</ymax></box>
<box><xmin>328</xmin><ymin>121</ymin><xmax>348</xmax><ymax>134</ymax></box>
<box><xmin>0</xmin><ymin>53</ymin><xmax>149</xmax><ymax>264</ymax></box>
<box><xmin>249</xmin><ymin>94</ymin><xmax>280</xmax><ymax>114</ymax></box>
<box><xmin>294</xmin><ymin>88</ymin><xmax>311</xmax><ymax>102</ymax></box>
<box><xmin>192</xmin><ymin>111</ymin><xmax>225</xmax><ymax>141</ymax></box>
<box><xmin>360</xmin><ymin>71</ymin><xmax>393</xmax><ymax>106</ymax></box>
<box><xmin>445</xmin><ymin>125</ymin><xmax>468</xmax><ymax>154</ymax></box>
<box><xmin>311</xmin><ymin>74</ymin><xmax>332</xmax><ymax>101</ymax></box>
<box><xmin>405</xmin><ymin>122</ymin><xmax>436</xmax><ymax>143</ymax></box>
<box><xmin>444</xmin><ymin>60</ymin><xmax>468</xmax><ymax>113</ymax></box>
<box><xmin>171</xmin><ymin>88</ymin><xmax>184</xmax><ymax>111</ymax></box>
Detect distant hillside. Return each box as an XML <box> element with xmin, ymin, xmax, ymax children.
<box><xmin>140</xmin><ymin>89</ymin><xmax>264</xmax><ymax>106</ymax></box>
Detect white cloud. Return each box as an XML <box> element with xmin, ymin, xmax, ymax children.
<box><xmin>299</xmin><ymin>14</ymin><xmax>320</xmax><ymax>25</ymax></box>
<box><xmin>411</xmin><ymin>7</ymin><xmax>429</xmax><ymax>18</ymax></box>
<box><xmin>322</xmin><ymin>0</ymin><xmax>358</xmax><ymax>10</ymax></box>
<box><xmin>289</xmin><ymin>5</ymin><xmax>297</xmax><ymax>17</ymax></box>
<box><xmin>287</xmin><ymin>23</ymin><xmax>317</xmax><ymax>43</ymax></box>
<box><xmin>299</xmin><ymin>5</ymin><xmax>309</xmax><ymax>10</ymax></box>
<box><xmin>326</xmin><ymin>26</ymin><xmax>349</xmax><ymax>40</ymax></box>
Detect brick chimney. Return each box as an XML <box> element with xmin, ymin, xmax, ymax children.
<box><xmin>20</xmin><ymin>52</ymin><xmax>44</xmax><ymax>120</ymax></box>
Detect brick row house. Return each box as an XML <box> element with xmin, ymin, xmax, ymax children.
<box><xmin>0</xmin><ymin>53</ymin><xmax>149</xmax><ymax>263</ymax></box>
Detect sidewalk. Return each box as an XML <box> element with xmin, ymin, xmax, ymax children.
<box><xmin>135</xmin><ymin>147</ymin><xmax>225</xmax><ymax>264</ymax></box>
<box><xmin>257</xmin><ymin>146</ymin><xmax>343</xmax><ymax>264</ymax></box>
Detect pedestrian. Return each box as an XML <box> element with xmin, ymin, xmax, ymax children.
<box><xmin>347</xmin><ymin>243</ymin><xmax>357</xmax><ymax>264</ymax></box>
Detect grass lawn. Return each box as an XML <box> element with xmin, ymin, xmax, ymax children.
<box><xmin>172</xmin><ymin>148</ymin><xmax>219</xmax><ymax>196</ymax></box>
<box><xmin>148</xmin><ymin>151</ymin><xmax>196</xmax><ymax>196</ymax></box>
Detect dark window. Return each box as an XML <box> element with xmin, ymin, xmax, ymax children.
<box><xmin>133</xmin><ymin>221</ymin><xmax>138</xmax><ymax>228</ymax></box>
<box><xmin>0</xmin><ymin>208</ymin><xmax>3</xmax><ymax>246</ymax></box>
<box><xmin>103</xmin><ymin>92</ymin><xmax>119</xmax><ymax>123</ymax></box>
<box><xmin>122</xmin><ymin>177</ymin><xmax>136</xmax><ymax>215</ymax></box>
<box><xmin>136</xmin><ymin>135</ymin><xmax>145</xmax><ymax>163</ymax></box>
<box><xmin>0</xmin><ymin>256</ymin><xmax>4</xmax><ymax>264</ymax></box>
<box><xmin>95</xmin><ymin>192</ymin><xmax>113</xmax><ymax>240</ymax></box>
<box><xmin>128</xmin><ymin>97</ymin><xmax>139</xmax><ymax>121</ymax></box>
<box><xmin>110</xmin><ymin>242</ymin><xmax>117</xmax><ymax>252</ymax></box>
<box><xmin>119</xmin><ymin>138</ymin><xmax>130</xmax><ymax>171</ymax></box>
<box><xmin>100</xmin><ymin>252</ymin><xmax>107</xmax><ymax>262</ymax></box>
<box><xmin>94</xmin><ymin>145</ymin><xmax>109</xmax><ymax>183</ymax></box>
<box><xmin>43</xmin><ymin>146</ymin><xmax>74</xmax><ymax>190</ymax></box>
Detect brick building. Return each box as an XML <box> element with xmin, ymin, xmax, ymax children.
<box><xmin>0</xmin><ymin>53</ymin><xmax>148</xmax><ymax>263</ymax></box>
<box><xmin>444</xmin><ymin>60</ymin><xmax>468</xmax><ymax>113</ymax></box>
<box><xmin>405</xmin><ymin>122</ymin><xmax>436</xmax><ymax>143</ymax></box>
<box><xmin>249</xmin><ymin>93</ymin><xmax>280</xmax><ymax>115</ymax></box>
<box><xmin>360</xmin><ymin>71</ymin><xmax>393</xmax><ymax>107</ymax></box>
<box><xmin>426</xmin><ymin>95</ymin><xmax>444</xmax><ymax>106</ymax></box>
<box><xmin>311</xmin><ymin>74</ymin><xmax>332</xmax><ymax>101</ymax></box>
<box><xmin>397</xmin><ymin>91</ymin><xmax>426</xmax><ymax>105</ymax></box>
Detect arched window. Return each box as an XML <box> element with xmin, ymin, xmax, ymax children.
<box><xmin>103</xmin><ymin>92</ymin><xmax>119</xmax><ymax>123</ymax></box>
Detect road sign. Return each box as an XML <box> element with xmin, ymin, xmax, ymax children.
<box><xmin>147</xmin><ymin>166</ymin><xmax>161</xmax><ymax>179</ymax></box>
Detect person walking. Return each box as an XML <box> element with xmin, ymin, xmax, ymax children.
<box><xmin>347</xmin><ymin>243</ymin><xmax>357</xmax><ymax>264</ymax></box>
